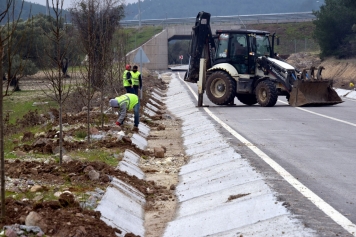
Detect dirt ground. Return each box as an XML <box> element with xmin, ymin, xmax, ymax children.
<box><xmin>1</xmin><ymin>71</ymin><xmax>184</xmax><ymax>237</ymax></box>
<box><xmin>141</xmin><ymin>73</ymin><xmax>187</xmax><ymax>237</ymax></box>
<box><xmin>286</xmin><ymin>52</ymin><xmax>356</xmax><ymax>89</ymax></box>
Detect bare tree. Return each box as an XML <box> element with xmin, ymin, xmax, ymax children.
<box><xmin>0</xmin><ymin>0</ymin><xmax>24</xmax><ymax>220</ymax></box>
<box><xmin>70</xmin><ymin>0</ymin><xmax>124</xmax><ymax>136</ymax></box>
<box><xmin>40</xmin><ymin>0</ymin><xmax>72</xmax><ymax>165</ymax></box>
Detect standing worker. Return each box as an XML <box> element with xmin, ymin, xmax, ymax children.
<box><xmin>131</xmin><ymin>65</ymin><xmax>142</xmax><ymax>96</ymax></box>
<box><xmin>109</xmin><ymin>93</ymin><xmax>140</xmax><ymax>132</ymax></box>
<box><xmin>123</xmin><ymin>64</ymin><xmax>134</xmax><ymax>93</ymax></box>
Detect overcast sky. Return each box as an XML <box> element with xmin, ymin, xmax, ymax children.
<box><xmin>28</xmin><ymin>0</ymin><xmax>138</xmax><ymax>9</ymax></box>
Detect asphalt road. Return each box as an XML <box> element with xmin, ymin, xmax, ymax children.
<box><xmin>177</xmin><ymin>71</ymin><xmax>356</xmax><ymax>236</ymax></box>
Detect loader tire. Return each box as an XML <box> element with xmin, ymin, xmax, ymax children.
<box><xmin>255</xmin><ymin>80</ymin><xmax>278</xmax><ymax>107</ymax></box>
<box><xmin>206</xmin><ymin>71</ymin><xmax>236</xmax><ymax>105</ymax></box>
<box><xmin>236</xmin><ymin>94</ymin><xmax>257</xmax><ymax>106</ymax></box>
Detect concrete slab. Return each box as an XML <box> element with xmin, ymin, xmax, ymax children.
<box><xmin>162</xmin><ymin>72</ymin><xmax>315</xmax><ymax>237</ymax></box>
<box><xmin>117</xmin><ymin>161</ymin><xmax>145</xmax><ymax>180</ymax></box>
<box><xmin>176</xmin><ymin>179</ymin><xmax>272</xmax><ymax>217</ymax></box>
<box><xmin>148</xmin><ymin>98</ymin><xmax>163</xmax><ymax>108</ymax></box>
<box><xmin>146</xmin><ymin>103</ymin><xmax>160</xmax><ymax>113</ymax></box>
<box><xmin>96</xmin><ymin>178</ymin><xmax>145</xmax><ymax>237</ymax></box>
<box><xmin>152</xmin><ymin>92</ymin><xmax>165</xmax><ymax>101</ymax></box>
<box><xmin>131</xmin><ymin>134</ymin><xmax>147</xmax><ymax>150</ymax></box>
<box><xmin>138</xmin><ymin>123</ymin><xmax>150</xmax><ymax>138</ymax></box>
<box><xmin>123</xmin><ymin>150</ymin><xmax>141</xmax><ymax>164</ymax></box>
<box><xmin>143</xmin><ymin>107</ymin><xmax>157</xmax><ymax>117</ymax></box>
<box><xmin>346</xmin><ymin>90</ymin><xmax>356</xmax><ymax>100</ymax></box>
<box><xmin>335</xmin><ymin>88</ymin><xmax>351</xmax><ymax>97</ymax></box>
<box><xmin>153</xmin><ymin>88</ymin><xmax>166</xmax><ymax>96</ymax></box>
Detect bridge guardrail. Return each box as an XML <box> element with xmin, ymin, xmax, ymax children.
<box><xmin>120</xmin><ymin>12</ymin><xmax>315</xmax><ymax>27</ymax></box>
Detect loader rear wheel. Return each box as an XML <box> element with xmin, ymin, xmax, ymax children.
<box><xmin>236</xmin><ymin>94</ymin><xmax>257</xmax><ymax>106</ymax></box>
<box><xmin>255</xmin><ymin>80</ymin><xmax>278</xmax><ymax>107</ymax></box>
<box><xmin>206</xmin><ymin>71</ymin><xmax>236</xmax><ymax>105</ymax></box>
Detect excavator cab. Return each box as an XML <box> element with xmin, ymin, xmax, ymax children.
<box><xmin>185</xmin><ymin>11</ymin><xmax>343</xmax><ymax>107</ymax></box>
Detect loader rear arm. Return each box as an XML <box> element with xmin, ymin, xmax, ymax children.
<box><xmin>184</xmin><ymin>11</ymin><xmax>216</xmax><ymax>83</ymax></box>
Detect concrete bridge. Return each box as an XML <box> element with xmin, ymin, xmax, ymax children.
<box><xmin>126</xmin><ymin>12</ymin><xmax>315</xmax><ymax>70</ymax></box>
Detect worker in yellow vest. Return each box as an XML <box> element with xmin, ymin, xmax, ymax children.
<box><xmin>109</xmin><ymin>93</ymin><xmax>139</xmax><ymax>131</ymax></box>
<box><xmin>123</xmin><ymin>64</ymin><xmax>134</xmax><ymax>93</ymax></box>
<box><xmin>131</xmin><ymin>65</ymin><xmax>142</xmax><ymax>95</ymax></box>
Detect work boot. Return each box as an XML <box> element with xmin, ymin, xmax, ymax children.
<box><xmin>132</xmin><ymin>126</ymin><xmax>139</xmax><ymax>133</ymax></box>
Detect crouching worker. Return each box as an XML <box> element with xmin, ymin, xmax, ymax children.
<box><xmin>109</xmin><ymin>93</ymin><xmax>139</xmax><ymax>132</ymax></box>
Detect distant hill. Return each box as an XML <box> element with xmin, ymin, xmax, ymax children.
<box><xmin>124</xmin><ymin>0</ymin><xmax>325</xmax><ymax>20</ymax></box>
<box><xmin>0</xmin><ymin>0</ymin><xmax>70</xmax><ymax>22</ymax></box>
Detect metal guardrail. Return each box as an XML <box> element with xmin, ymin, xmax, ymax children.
<box><xmin>120</xmin><ymin>12</ymin><xmax>315</xmax><ymax>27</ymax></box>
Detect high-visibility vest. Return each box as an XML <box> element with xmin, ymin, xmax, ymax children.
<box><xmin>131</xmin><ymin>71</ymin><xmax>141</xmax><ymax>86</ymax></box>
<box><xmin>116</xmin><ymin>93</ymin><xmax>138</xmax><ymax>111</ymax></box>
<box><xmin>123</xmin><ymin>70</ymin><xmax>131</xmax><ymax>87</ymax></box>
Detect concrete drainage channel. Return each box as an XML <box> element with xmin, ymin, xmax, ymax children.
<box><xmin>94</xmin><ymin>87</ymin><xmax>167</xmax><ymax>236</ymax></box>
<box><xmin>95</xmin><ymin>72</ymin><xmax>320</xmax><ymax>236</ymax></box>
<box><xmin>161</xmin><ymin>72</ymin><xmax>315</xmax><ymax>236</ymax></box>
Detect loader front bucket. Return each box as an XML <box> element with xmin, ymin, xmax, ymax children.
<box><xmin>289</xmin><ymin>80</ymin><xmax>343</xmax><ymax>107</ymax></box>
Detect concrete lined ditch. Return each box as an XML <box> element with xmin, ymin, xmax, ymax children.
<box><xmin>95</xmin><ymin>72</ymin><xmax>321</xmax><ymax>236</ymax></box>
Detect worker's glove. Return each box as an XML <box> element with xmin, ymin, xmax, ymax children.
<box><xmin>115</xmin><ymin>121</ymin><xmax>121</xmax><ymax>126</ymax></box>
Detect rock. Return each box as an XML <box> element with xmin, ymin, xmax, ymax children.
<box><xmin>54</xmin><ymin>191</ymin><xmax>62</xmax><ymax>197</ymax></box>
<box><xmin>30</xmin><ymin>185</ymin><xmax>44</xmax><ymax>192</ymax></box>
<box><xmin>15</xmin><ymin>150</ymin><xmax>27</xmax><ymax>157</ymax></box>
<box><xmin>154</xmin><ymin>147</ymin><xmax>165</xmax><ymax>158</ymax></box>
<box><xmin>43</xmin><ymin>143</ymin><xmax>53</xmax><ymax>154</ymax></box>
<box><xmin>32</xmin><ymin>138</ymin><xmax>47</xmax><ymax>148</ymax></box>
<box><xmin>59</xmin><ymin>192</ymin><xmax>75</xmax><ymax>207</ymax></box>
<box><xmin>5</xmin><ymin>228</ymin><xmax>17</xmax><ymax>237</ymax></box>
<box><xmin>53</xmin><ymin>146</ymin><xmax>67</xmax><ymax>155</ymax></box>
<box><xmin>12</xmin><ymin>139</ymin><xmax>19</xmax><ymax>144</ymax></box>
<box><xmin>88</xmin><ymin>170</ymin><xmax>100</xmax><ymax>181</ymax></box>
<box><xmin>83</xmin><ymin>166</ymin><xmax>94</xmax><ymax>173</ymax></box>
<box><xmin>22</xmin><ymin>132</ymin><xmax>34</xmax><ymax>142</ymax></box>
<box><xmin>25</xmin><ymin>211</ymin><xmax>48</xmax><ymax>233</ymax></box>
<box><xmin>31</xmin><ymin>168</ymin><xmax>38</xmax><ymax>175</ymax></box>
<box><xmin>63</xmin><ymin>155</ymin><xmax>73</xmax><ymax>163</ymax></box>
<box><xmin>157</xmin><ymin>124</ymin><xmax>166</xmax><ymax>130</ymax></box>
<box><xmin>90</xmin><ymin>127</ymin><xmax>99</xmax><ymax>135</ymax></box>
<box><xmin>170</xmin><ymin>184</ymin><xmax>176</xmax><ymax>190</ymax></box>
<box><xmin>75</xmin><ymin>213</ymin><xmax>84</xmax><ymax>217</ymax></box>
<box><xmin>33</xmin><ymin>195</ymin><xmax>44</xmax><ymax>202</ymax></box>
<box><xmin>35</xmin><ymin>132</ymin><xmax>46</xmax><ymax>138</ymax></box>
<box><xmin>161</xmin><ymin>145</ymin><xmax>167</xmax><ymax>153</ymax></box>
<box><xmin>79</xmin><ymin>226</ymin><xmax>87</xmax><ymax>234</ymax></box>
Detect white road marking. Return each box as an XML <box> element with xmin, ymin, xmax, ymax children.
<box><xmin>177</xmin><ymin>72</ymin><xmax>356</xmax><ymax>236</ymax></box>
<box><xmin>278</xmin><ymin>100</ymin><xmax>356</xmax><ymax>127</ymax></box>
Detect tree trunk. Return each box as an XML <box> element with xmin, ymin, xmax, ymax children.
<box><xmin>0</xmin><ymin>40</ymin><xmax>6</xmax><ymax>219</ymax></box>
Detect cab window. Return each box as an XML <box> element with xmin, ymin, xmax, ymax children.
<box><xmin>215</xmin><ymin>33</ymin><xmax>229</xmax><ymax>59</ymax></box>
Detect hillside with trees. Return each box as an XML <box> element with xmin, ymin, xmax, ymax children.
<box><xmin>124</xmin><ymin>0</ymin><xmax>325</xmax><ymax>20</ymax></box>
<box><xmin>0</xmin><ymin>0</ymin><xmax>70</xmax><ymax>22</ymax></box>
<box><xmin>313</xmin><ymin>0</ymin><xmax>356</xmax><ymax>58</ymax></box>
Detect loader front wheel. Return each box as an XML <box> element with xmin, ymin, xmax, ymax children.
<box><xmin>255</xmin><ymin>80</ymin><xmax>278</xmax><ymax>107</ymax></box>
<box><xmin>206</xmin><ymin>71</ymin><xmax>236</xmax><ymax>105</ymax></box>
<box><xmin>236</xmin><ymin>94</ymin><xmax>257</xmax><ymax>106</ymax></box>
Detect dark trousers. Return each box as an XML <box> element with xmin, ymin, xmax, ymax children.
<box><xmin>125</xmin><ymin>86</ymin><xmax>134</xmax><ymax>93</ymax></box>
<box><xmin>132</xmin><ymin>85</ymin><xmax>140</xmax><ymax>95</ymax></box>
